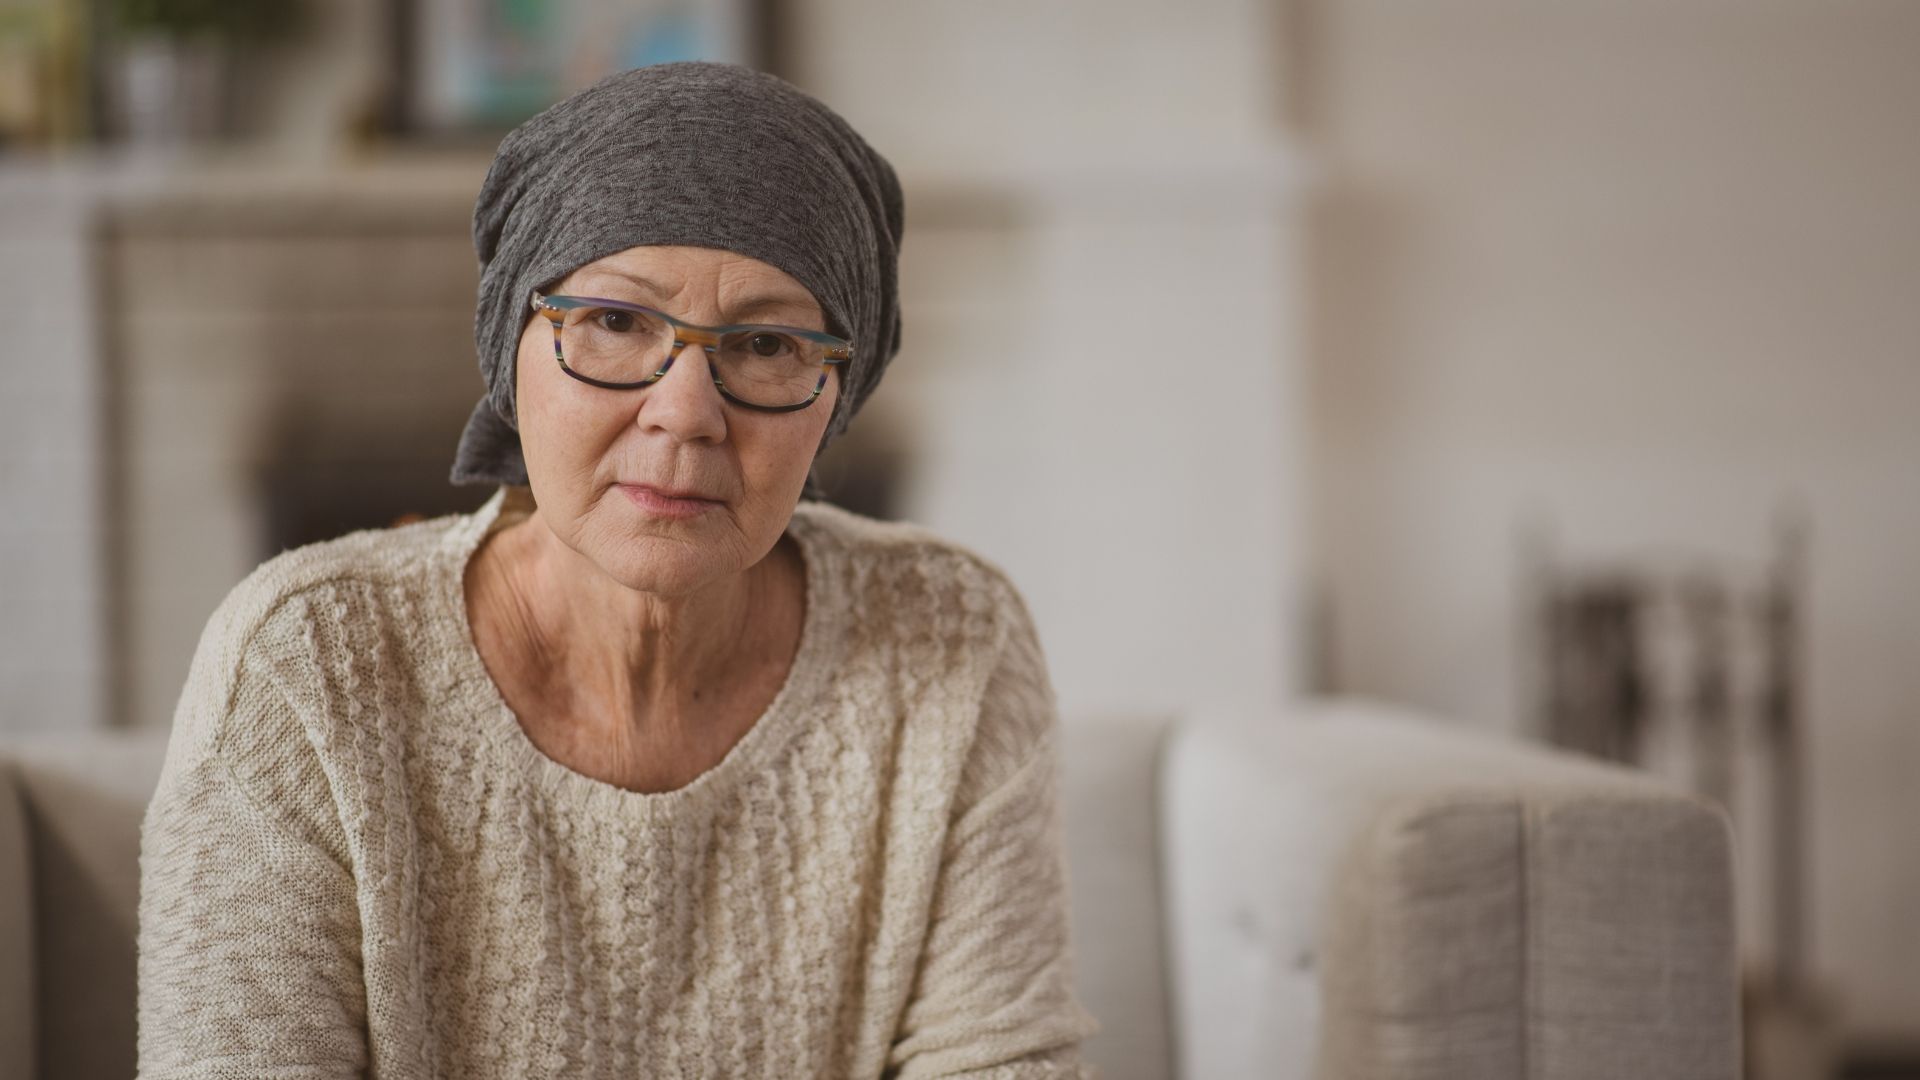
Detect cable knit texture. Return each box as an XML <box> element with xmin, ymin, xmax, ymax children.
<box><xmin>136</xmin><ymin>486</ymin><xmax>1100</xmax><ymax>1079</ymax></box>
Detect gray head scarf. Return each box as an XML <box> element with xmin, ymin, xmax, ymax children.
<box><xmin>449</xmin><ymin>61</ymin><xmax>905</xmax><ymax>496</ymax></box>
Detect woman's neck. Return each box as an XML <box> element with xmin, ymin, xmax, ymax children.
<box><xmin>465</xmin><ymin>509</ymin><xmax>804</xmax><ymax>744</ymax></box>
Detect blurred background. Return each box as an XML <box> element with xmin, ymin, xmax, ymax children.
<box><xmin>0</xmin><ymin>1</ymin><xmax>1914</xmax><ymax>1077</ymax></box>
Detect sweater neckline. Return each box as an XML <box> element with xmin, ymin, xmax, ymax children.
<box><xmin>433</xmin><ymin>485</ymin><xmax>843</xmax><ymax>822</ymax></box>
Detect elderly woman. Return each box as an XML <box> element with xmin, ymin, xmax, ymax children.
<box><xmin>137</xmin><ymin>63</ymin><xmax>1098</xmax><ymax>1077</ymax></box>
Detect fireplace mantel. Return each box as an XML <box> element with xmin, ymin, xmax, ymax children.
<box><xmin>1</xmin><ymin>142</ymin><xmax>1308</xmax><ymax>732</ymax></box>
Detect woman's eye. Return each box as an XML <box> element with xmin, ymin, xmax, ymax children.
<box><xmin>748</xmin><ymin>333</ymin><xmax>791</xmax><ymax>357</ymax></box>
<box><xmin>595</xmin><ymin>310</ymin><xmax>636</xmax><ymax>333</ymax></box>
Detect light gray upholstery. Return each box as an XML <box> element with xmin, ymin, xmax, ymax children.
<box><xmin>1058</xmin><ymin>712</ymin><xmax>1180</xmax><ymax>1080</ymax></box>
<box><xmin>1157</xmin><ymin>699</ymin><xmax>1740</xmax><ymax>1080</ymax></box>
<box><xmin>0</xmin><ymin>755</ymin><xmax>33</xmax><ymax>1079</ymax></box>
<box><xmin>0</xmin><ymin>731</ymin><xmax>170</xmax><ymax>1080</ymax></box>
<box><xmin>3</xmin><ymin>706</ymin><xmax>1737</xmax><ymax>1080</ymax></box>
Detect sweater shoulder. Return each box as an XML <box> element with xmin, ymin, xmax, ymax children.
<box><xmin>791</xmin><ymin>499</ymin><xmax>1021</xmax><ymax>595</ymax></box>
<box><xmin>792</xmin><ymin>501</ymin><xmax>1056</xmax><ymax>802</ymax></box>
<box><xmin>209</xmin><ymin>513</ymin><xmax>466</xmax><ymax>654</ymax></box>
<box><xmin>792</xmin><ymin>500</ymin><xmax>1030</xmax><ymax>644</ymax></box>
<box><xmin>172</xmin><ymin>509</ymin><xmax>475</xmax><ymax>750</ymax></box>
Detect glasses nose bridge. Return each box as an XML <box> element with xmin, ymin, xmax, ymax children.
<box><xmin>659</xmin><ymin>325</ymin><xmax>725</xmax><ymax>392</ymax></box>
<box><xmin>671</xmin><ymin>322</ymin><xmax>726</xmax><ymax>354</ymax></box>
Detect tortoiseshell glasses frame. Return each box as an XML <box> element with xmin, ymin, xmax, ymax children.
<box><xmin>529</xmin><ymin>290</ymin><xmax>853</xmax><ymax>413</ymax></box>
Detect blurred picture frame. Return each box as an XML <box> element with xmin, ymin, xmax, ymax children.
<box><xmin>388</xmin><ymin>0</ymin><xmax>772</xmax><ymax>140</ymax></box>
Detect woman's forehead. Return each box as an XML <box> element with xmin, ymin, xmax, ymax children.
<box><xmin>576</xmin><ymin>246</ymin><xmax>812</xmax><ymax>297</ymax></box>
<box><xmin>565</xmin><ymin>246</ymin><xmax>822</xmax><ymax>325</ymax></box>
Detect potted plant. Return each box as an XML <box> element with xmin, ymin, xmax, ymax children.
<box><xmin>105</xmin><ymin>0</ymin><xmax>305</xmax><ymax>148</ymax></box>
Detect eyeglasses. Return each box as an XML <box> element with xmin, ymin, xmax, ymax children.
<box><xmin>529</xmin><ymin>291</ymin><xmax>853</xmax><ymax>412</ymax></box>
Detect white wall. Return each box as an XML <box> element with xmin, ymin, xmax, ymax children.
<box><xmin>789</xmin><ymin>0</ymin><xmax>1310</xmax><ymax>723</ymax></box>
<box><xmin>0</xmin><ymin>171</ymin><xmax>109</xmax><ymax>733</ymax></box>
<box><xmin>0</xmin><ymin>0</ymin><xmax>392</xmax><ymax>737</ymax></box>
<box><xmin>1302</xmin><ymin>0</ymin><xmax>1920</xmax><ymax>1041</ymax></box>
<box><xmin>787</xmin><ymin>0</ymin><xmax>1282</xmax><ymax>171</ymax></box>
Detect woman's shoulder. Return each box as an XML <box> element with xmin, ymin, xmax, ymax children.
<box><xmin>209</xmin><ymin>511</ymin><xmax>472</xmax><ymax>656</ymax></box>
<box><xmin>155</xmin><ymin>513</ymin><xmax>479</xmax><ymax>870</ymax></box>
<box><xmin>177</xmin><ymin>508</ymin><xmax>481</xmax><ymax>740</ymax></box>
<box><xmin>791</xmin><ymin>499</ymin><xmax>1033</xmax><ymax>640</ymax></box>
<box><xmin>791</xmin><ymin>501</ymin><xmax>1049</xmax><ymax>727</ymax></box>
<box><xmin>792</xmin><ymin>502</ymin><xmax>1060</xmax><ymax>806</ymax></box>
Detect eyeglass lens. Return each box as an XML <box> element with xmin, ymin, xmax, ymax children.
<box><xmin>555</xmin><ymin>304</ymin><xmax>828</xmax><ymax>406</ymax></box>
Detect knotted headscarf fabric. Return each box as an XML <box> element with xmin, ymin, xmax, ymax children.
<box><xmin>450</xmin><ymin>61</ymin><xmax>906</xmax><ymax>491</ymax></box>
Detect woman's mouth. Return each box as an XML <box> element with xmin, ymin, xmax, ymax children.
<box><xmin>617</xmin><ymin>483</ymin><xmax>721</xmax><ymax>519</ymax></box>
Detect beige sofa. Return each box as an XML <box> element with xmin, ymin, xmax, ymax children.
<box><xmin>1</xmin><ymin>700</ymin><xmax>1738</xmax><ymax>1079</ymax></box>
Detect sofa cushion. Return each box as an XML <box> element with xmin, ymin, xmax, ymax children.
<box><xmin>1058</xmin><ymin>712</ymin><xmax>1178</xmax><ymax>1080</ymax></box>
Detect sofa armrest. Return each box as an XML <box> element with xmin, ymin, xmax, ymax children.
<box><xmin>1058</xmin><ymin>712</ymin><xmax>1182</xmax><ymax>1080</ymax></box>
<box><xmin>0</xmin><ymin>762</ymin><xmax>34</xmax><ymax>1080</ymax></box>
<box><xmin>0</xmin><ymin>731</ymin><xmax>171</xmax><ymax>1080</ymax></box>
<box><xmin>1161</xmin><ymin>698</ymin><xmax>1739</xmax><ymax>1080</ymax></box>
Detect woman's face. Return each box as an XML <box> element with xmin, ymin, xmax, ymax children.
<box><xmin>513</xmin><ymin>244</ymin><xmax>839</xmax><ymax>596</ymax></box>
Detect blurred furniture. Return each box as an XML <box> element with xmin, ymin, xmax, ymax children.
<box><xmin>1</xmin><ymin>156</ymin><xmax>496</xmax><ymax>737</ymax></box>
<box><xmin>93</xmin><ymin>162</ymin><xmax>491</xmax><ymax>733</ymax></box>
<box><xmin>6</xmin><ymin>152</ymin><xmax>1302</xmax><ymax>743</ymax></box>
<box><xmin>1530</xmin><ymin>522</ymin><xmax>1830</xmax><ymax>1080</ymax></box>
<box><xmin>1061</xmin><ymin>700</ymin><xmax>1739</xmax><ymax>1080</ymax></box>
<box><xmin>0</xmin><ymin>728</ymin><xmax>170</xmax><ymax>1080</ymax></box>
<box><xmin>0</xmin><ymin>702</ymin><xmax>1738</xmax><ymax>1079</ymax></box>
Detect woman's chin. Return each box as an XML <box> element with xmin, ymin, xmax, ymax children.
<box><xmin>583</xmin><ymin>530</ymin><xmax>740</xmax><ymax>598</ymax></box>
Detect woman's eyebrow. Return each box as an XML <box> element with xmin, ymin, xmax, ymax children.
<box><xmin>581</xmin><ymin>269</ymin><xmax>817</xmax><ymax>323</ymax></box>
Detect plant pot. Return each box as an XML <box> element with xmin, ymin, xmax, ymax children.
<box><xmin>109</xmin><ymin>35</ymin><xmax>229</xmax><ymax>149</ymax></box>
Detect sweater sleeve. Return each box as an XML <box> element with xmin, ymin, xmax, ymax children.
<box><xmin>885</xmin><ymin>587</ymin><xmax>1102</xmax><ymax>1079</ymax></box>
<box><xmin>137</xmin><ymin>600</ymin><xmax>370</xmax><ymax>1079</ymax></box>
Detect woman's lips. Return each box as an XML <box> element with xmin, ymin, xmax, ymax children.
<box><xmin>617</xmin><ymin>483</ymin><xmax>721</xmax><ymax>519</ymax></box>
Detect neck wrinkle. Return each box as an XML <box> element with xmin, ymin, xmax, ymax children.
<box><xmin>473</xmin><ymin>507</ymin><xmax>797</xmax><ymax>741</ymax></box>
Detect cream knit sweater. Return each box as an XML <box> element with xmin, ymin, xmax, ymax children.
<box><xmin>137</xmin><ymin>486</ymin><xmax>1100</xmax><ymax>1079</ymax></box>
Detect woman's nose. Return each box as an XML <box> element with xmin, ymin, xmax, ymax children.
<box><xmin>633</xmin><ymin>342</ymin><xmax>728</xmax><ymax>443</ymax></box>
